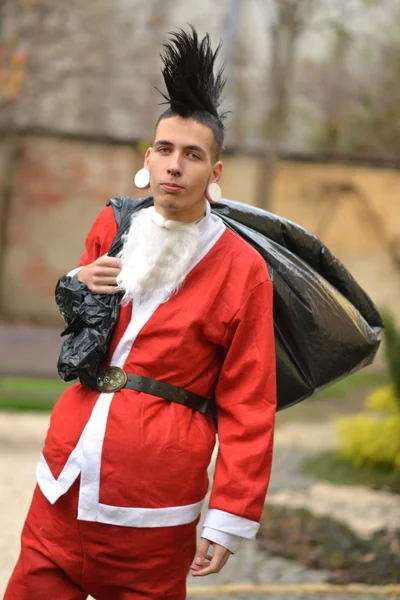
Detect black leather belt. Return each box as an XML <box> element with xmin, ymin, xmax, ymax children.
<box><xmin>96</xmin><ymin>366</ymin><xmax>212</xmax><ymax>414</ymax></box>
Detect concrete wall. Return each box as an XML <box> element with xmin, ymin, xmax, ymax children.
<box><xmin>270</xmin><ymin>161</ymin><xmax>400</xmax><ymax>324</ymax></box>
<box><xmin>0</xmin><ymin>134</ymin><xmax>398</xmax><ymax>325</ymax></box>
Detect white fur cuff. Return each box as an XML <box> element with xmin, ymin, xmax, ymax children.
<box><xmin>203</xmin><ymin>508</ymin><xmax>259</xmax><ymax>539</ymax></box>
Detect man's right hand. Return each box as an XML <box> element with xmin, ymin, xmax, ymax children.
<box><xmin>78</xmin><ymin>255</ymin><xmax>122</xmax><ymax>294</ymax></box>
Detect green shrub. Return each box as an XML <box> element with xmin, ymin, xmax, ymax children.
<box><xmin>366</xmin><ymin>385</ymin><xmax>399</xmax><ymax>413</ymax></box>
<box><xmin>337</xmin><ymin>412</ymin><xmax>400</xmax><ymax>471</ymax></box>
<box><xmin>381</xmin><ymin>312</ymin><xmax>400</xmax><ymax>403</ymax></box>
<box><xmin>336</xmin><ymin>311</ymin><xmax>400</xmax><ymax>473</ymax></box>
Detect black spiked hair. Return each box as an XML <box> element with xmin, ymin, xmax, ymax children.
<box><xmin>155</xmin><ymin>25</ymin><xmax>228</xmax><ymax>151</ymax></box>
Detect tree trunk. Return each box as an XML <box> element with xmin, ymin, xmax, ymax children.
<box><xmin>257</xmin><ymin>7</ymin><xmax>299</xmax><ymax>210</ymax></box>
<box><xmin>257</xmin><ymin>0</ymin><xmax>319</xmax><ymax>210</ymax></box>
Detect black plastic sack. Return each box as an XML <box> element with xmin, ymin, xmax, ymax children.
<box><xmin>56</xmin><ymin>198</ymin><xmax>143</xmax><ymax>387</ymax></box>
<box><xmin>211</xmin><ymin>199</ymin><xmax>383</xmax><ymax>410</ymax></box>
<box><xmin>56</xmin><ymin>196</ymin><xmax>383</xmax><ymax>411</ymax></box>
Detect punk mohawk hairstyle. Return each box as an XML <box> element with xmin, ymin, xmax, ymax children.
<box><xmin>155</xmin><ymin>25</ymin><xmax>228</xmax><ymax>151</ymax></box>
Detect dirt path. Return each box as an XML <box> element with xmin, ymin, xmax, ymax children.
<box><xmin>0</xmin><ymin>413</ymin><xmax>49</xmax><ymax>592</ymax></box>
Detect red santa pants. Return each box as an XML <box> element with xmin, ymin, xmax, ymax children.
<box><xmin>4</xmin><ymin>482</ymin><xmax>197</xmax><ymax>600</ymax></box>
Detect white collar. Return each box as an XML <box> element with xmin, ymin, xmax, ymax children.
<box><xmin>150</xmin><ymin>202</ymin><xmax>210</xmax><ymax>233</ymax></box>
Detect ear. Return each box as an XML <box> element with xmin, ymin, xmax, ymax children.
<box><xmin>144</xmin><ymin>147</ymin><xmax>153</xmax><ymax>169</ymax></box>
<box><xmin>211</xmin><ymin>160</ymin><xmax>223</xmax><ymax>183</ymax></box>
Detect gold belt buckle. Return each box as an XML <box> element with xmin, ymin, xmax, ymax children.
<box><xmin>97</xmin><ymin>366</ymin><xmax>128</xmax><ymax>393</ymax></box>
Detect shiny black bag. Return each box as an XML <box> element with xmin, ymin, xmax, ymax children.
<box><xmin>56</xmin><ymin>196</ymin><xmax>383</xmax><ymax>410</ymax></box>
<box><xmin>56</xmin><ymin>198</ymin><xmax>142</xmax><ymax>387</ymax></box>
<box><xmin>211</xmin><ymin>199</ymin><xmax>383</xmax><ymax>410</ymax></box>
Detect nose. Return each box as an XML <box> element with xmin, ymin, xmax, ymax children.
<box><xmin>167</xmin><ymin>153</ymin><xmax>182</xmax><ymax>177</ymax></box>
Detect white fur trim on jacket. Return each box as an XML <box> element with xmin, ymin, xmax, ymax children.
<box><xmin>202</xmin><ymin>509</ymin><xmax>259</xmax><ymax>539</ymax></box>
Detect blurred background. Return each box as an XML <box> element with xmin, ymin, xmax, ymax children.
<box><xmin>0</xmin><ymin>0</ymin><xmax>399</xmax><ymax>597</ymax></box>
<box><xmin>0</xmin><ymin>0</ymin><xmax>399</xmax><ymax>329</ymax></box>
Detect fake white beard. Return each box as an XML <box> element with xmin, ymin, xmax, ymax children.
<box><xmin>116</xmin><ymin>207</ymin><xmax>200</xmax><ymax>305</ymax></box>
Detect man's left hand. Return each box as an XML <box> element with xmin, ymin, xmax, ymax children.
<box><xmin>190</xmin><ymin>537</ymin><xmax>232</xmax><ymax>577</ymax></box>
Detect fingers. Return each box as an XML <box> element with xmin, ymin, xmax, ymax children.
<box><xmin>92</xmin><ymin>267</ymin><xmax>121</xmax><ymax>279</ymax></box>
<box><xmin>92</xmin><ymin>256</ymin><xmax>122</xmax><ymax>278</ymax></box>
<box><xmin>97</xmin><ymin>255</ymin><xmax>122</xmax><ymax>269</ymax></box>
<box><xmin>190</xmin><ymin>540</ymin><xmax>231</xmax><ymax>577</ymax></box>
<box><xmin>94</xmin><ymin>269</ymin><xmax>121</xmax><ymax>278</ymax></box>
<box><xmin>190</xmin><ymin>538</ymin><xmax>211</xmax><ymax>572</ymax></box>
<box><xmin>191</xmin><ymin>552</ymin><xmax>230</xmax><ymax>577</ymax></box>
<box><xmin>78</xmin><ymin>254</ymin><xmax>122</xmax><ymax>293</ymax></box>
<box><xmin>91</xmin><ymin>285</ymin><xmax>121</xmax><ymax>295</ymax></box>
<box><xmin>190</xmin><ymin>554</ymin><xmax>213</xmax><ymax>568</ymax></box>
<box><xmin>92</xmin><ymin>276</ymin><xmax>120</xmax><ymax>286</ymax></box>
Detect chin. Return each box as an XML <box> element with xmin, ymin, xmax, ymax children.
<box><xmin>155</xmin><ymin>193</ymin><xmax>182</xmax><ymax>211</ymax></box>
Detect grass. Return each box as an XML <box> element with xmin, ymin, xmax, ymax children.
<box><xmin>0</xmin><ymin>367</ymin><xmax>389</xmax><ymax>413</ymax></box>
<box><xmin>312</xmin><ymin>370</ymin><xmax>389</xmax><ymax>400</ymax></box>
<box><xmin>0</xmin><ymin>375</ymin><xmax>70</xmax><ymax>395</ymax></box>
<box><xmin>301</xmin><ymin>451</ymin><xmax>400</xmax><ymax>494</ymax></box>
<box><xmin>276</xmin><ymin>368</ymin><xmax>390</xmax><ymax>426</ymax></box>
<box><xmin>0</xmin><ymin>395</ymin><xmax>59</xmax><ymax>412</ymax></box>
<box><xmin>0</xmin><ymin>375</ymin><xmax>72</xmax><ymax>412</ymax></box>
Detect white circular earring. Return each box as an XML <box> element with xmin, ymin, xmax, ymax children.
<box><xmin>134</xmin><ymin>168</ymin><xmax>151</xmax><ymax>189</ymax></box>
<box><xmin>205</xmin><ymin>182</ymin><xmax>222</xmax><ymax>204</ymax></box>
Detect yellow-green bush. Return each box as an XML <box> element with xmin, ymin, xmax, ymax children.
<box><xmin>365</xmin><ymin>385</ymin><xmax>399</xmax><ymax>413</ymax></box>
<box><xmin>337</xmin><ymin>412</ymin><xmax>400</xmax><ymax>471</ymax></box>
<box><xmin>337</xmin><ymin>312</ymin><xmax>400</xmax><ymax>473</ymax></box>
<box><xmin>381</xmin><ymin>312</ymin><xmax>400</xmax><ymax>401</ymax></box>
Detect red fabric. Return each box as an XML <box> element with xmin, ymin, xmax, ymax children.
<box><xmin>76</xmin><ymin>205</ymin><xmax>118</xmax><ymax>267</ymax></box>
<box><xmin>7</xmin><ymin>206</ymin><xmax>276</xmax><ymax>595</ymax></box>
<box><xmin>211</xmin><ymin>279</ymin><xmax>276</xmax><ymax>521</ymax></box>
<box><xmin>42</xmin><ymin>205</ymin><xmax>276</xmax><ymax>516</ymax></box>
<box><xmin>5</xmin><ymin>484</ymin><xmax>196</xmax><ymax>599</ymax></box>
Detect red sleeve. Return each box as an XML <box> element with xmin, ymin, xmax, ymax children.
<box><xmin>209</xmin><ymin>278</ymin><xmax>277</xmax><ymax>522</ymax></box>
<box><xmin>76</xmin><ymin>205</ymin><xmax>118</xmax><ymax>267</ymax></box>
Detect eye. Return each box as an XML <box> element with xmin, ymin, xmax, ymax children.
<box><xmin>188</xmin><ymin>152</ymin><xmax>200</xmax><ymax>160</ymax></box>
<box><xmin>158</xmin><ymin>147</ymin><xmax>171</xmax><ymax>154</ymax></box>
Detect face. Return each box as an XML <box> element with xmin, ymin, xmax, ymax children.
<box><xmin>144</xmin><ymin>115</ymin><xmax>223</xmax><ymax>222</ymax></box>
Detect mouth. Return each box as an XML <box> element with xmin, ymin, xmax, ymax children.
<box><xmin>160</xmin><ymin>183</ymin><xmax>184</xmax><ymax>193</ymax></box>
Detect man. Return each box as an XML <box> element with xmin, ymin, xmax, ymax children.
<box><xmin>5</xmin><ymin>27</ymin><xmax>276</xmax><ymax>599</ymax></box>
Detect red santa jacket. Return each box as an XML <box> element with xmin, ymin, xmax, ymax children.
<box><xmin>36</xmin><ymin>202</ymin><xmax>276</xmax><ymax>552</ymax></box>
